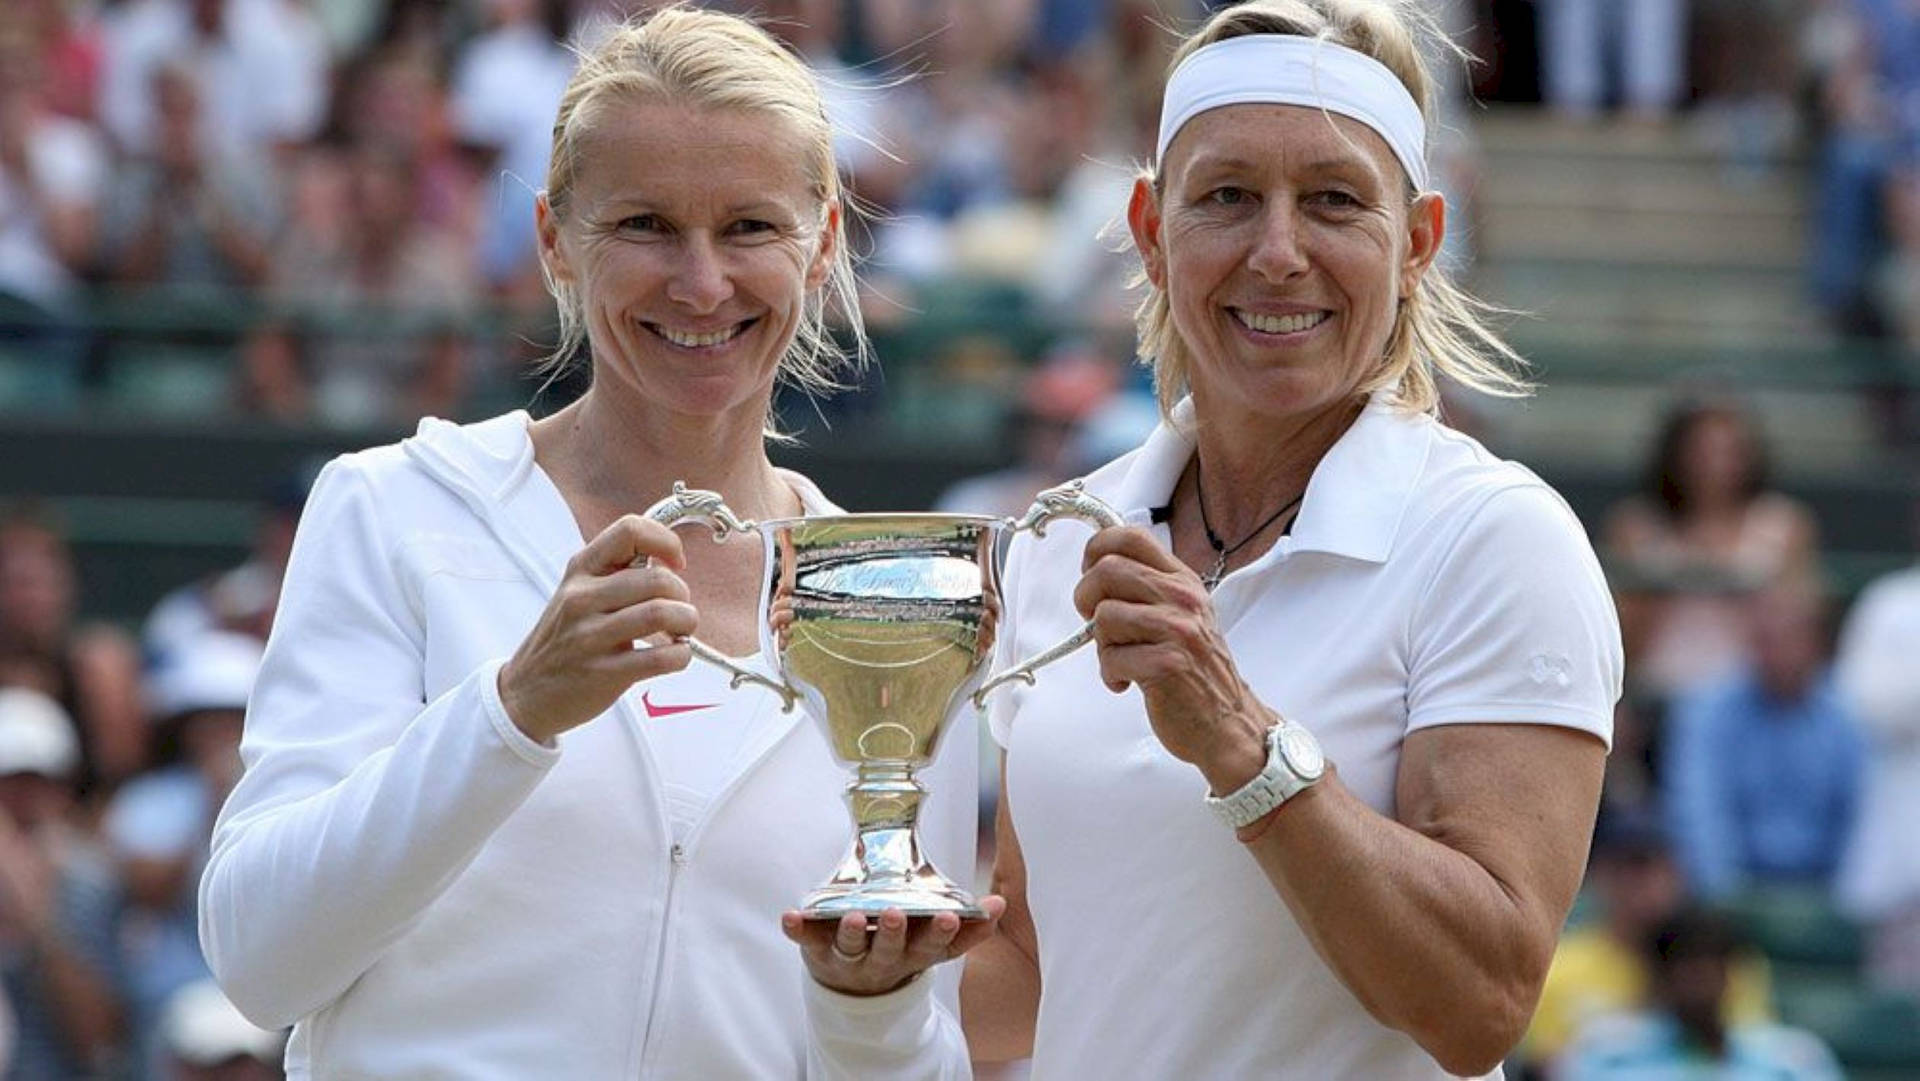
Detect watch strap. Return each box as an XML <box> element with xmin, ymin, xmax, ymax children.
<box><xmin>1204</xmin><ymin>723</ymin><xmax>1324</xmax><ymax>829</ymax></box>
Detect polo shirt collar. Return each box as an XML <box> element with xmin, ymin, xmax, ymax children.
<box><xmin>1104</xmin><ymin>391</ymin><xmax>1430</xmax><ymax>566</ymax></box>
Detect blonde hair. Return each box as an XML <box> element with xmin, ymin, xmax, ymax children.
<box><xmin>540</xmin><ymin>5</ymin><xmax>865</xmax><ymax>418</ymax></box>
<box><xmin>1135</xmin><ymin>0</ymin><xmax>1528</xmax><ymax>417</ymax></box>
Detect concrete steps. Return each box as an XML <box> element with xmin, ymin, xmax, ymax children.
<box><xmin>1475</xmin><ymin>258</ymin><xmax>1815</xmax><ymax>348</ymax></box>
<box><xmin>1458</xmin><ymin>108</ymin><xmax>1898</xmax><ymax>476</ymax></box>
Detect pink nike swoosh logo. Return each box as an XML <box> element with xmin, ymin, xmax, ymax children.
<box><xmin>641</xmin><ymin>691</ymin><xmax>719</xmax><ymax>719</ymax></box>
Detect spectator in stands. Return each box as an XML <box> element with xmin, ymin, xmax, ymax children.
<box><xmin>754</xmin><ymin>0</ymin><xmax>888</xmax><ymax>183</ymax></box>
<box><xmin>1689</xmin><ymin>0</ymin><xmax>1802</xmax><ymax>176</ymax></box>
<box><xmin>843</xmin><ymin>0</ymin><xmax>1031</xmax><ymax>282</ymax></box>
<box><xmin>945</xmin><ymin>59</ymin><xmax>1102</xmax><ymax>285</ymax></box>
<box><xmin>1807</xmin><ymin>0</ymin><xmax>1912</xmax><ymax>338</ymax></box>
<box><xmin>0</xmin><ymin>19</ymin><xmax>107</xmax><ymax>381</ymax></box>
<box><xmin>1535</xmin><ymin>0</ymin><xmax>1685</xmax><ymax>120</ymax></box>
<box><xmin>144</xmin><ymin>468</ymin><xmax>310</xmax><ymax>659</ymax></box>
<box><xmin>1663</xmin><ymin>584</ymin><xmax>1866</xmax><ymax>901</ymax></box>
<box><xmin>1604</xmin><ymin>397</ymin><xmax>1821</xmax><ymax>702</ymax></box>
<box><xmin>1026</xmin><ymin>47</ymin><xmax>1158</xmax><ymax>334</ymax></box>
<box><xmin>155</xmin><ymin>980</ymin><xmax>282</xmax><ymax>1081</ymax></box>
<box><xmin>198</xmin><ymin>10</ymin><xmax>982</xmax><ymax>1077</ymax></box>
<box><xmin>1555</xmin><ymin>907</ymin><xmax>1842</xmax><ymax>1080</ymax></box>
<box><xmin>11</xmin><ymin>0</ymin><xmax>102</xmax><ymax>124</ymax></box>
<box><xmin>0</xmin><ymin>687</ymin><xmax>125</xmax><ymax>1081</ymax></box>
<box><xmin>100</xmin><ymin>0</ymin><xmax>328</xmax><ymax>158</ymax></box>
<box><xmin>332</xmin><ymin>48</ymin><xmax>481</xmax><ymax>242</ymax></box>
<box><xmin>0</xmin><ymin>505</ymin><xmax>146</xmax><ymax>801</ymax></box>
<box><xmin>1833</xmin><ymin>507</ymin><xmax>1920</xmax><ymax>994</ymax></box>
<box><xmin>364</xmin><ymin>0</ymin><xmax>465</xmax><ymax>75</ymax></box>
<box><xmin>449</xmin><ymin>0</ymin><xmax>575</xmax><ymax>298</ymax></box>
<box><xmin>1521</xmin><ymin>812</ymin><xmax>1775</xmax><ymax>1074</ymax></box>
<box><xmin>933</xmin><ymin>344</ymin><xmax>1121</xmax><ymax>518</ymax></box>
<box><xmin>242</xmin><ymin>142</ymin><xmax>479</xmax><ymax>426</ymax></box>
<box><xmin>101</xmin><ymin>58</ymin><xmax>279</xmax><ymax>294</ymax></box>
<box><xmin>107</xmin><ymin>632</ymin><xmax>259</xmax><ymax>1078</ymax></box>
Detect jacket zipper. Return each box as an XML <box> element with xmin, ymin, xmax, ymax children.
<box><xmin>411</xmin><ymin>446</ymin><xmax>811</xmax><ymax>1075</ymax></box>
<box><xmin>633</xmin><ymin>839</ymin><xmax>687</xmax><ymax>1073</ymax></box>
<box><xmin>630</xmin><ymin>689</ymin><xmax>803</xmax><ymax>1074</ymax></box>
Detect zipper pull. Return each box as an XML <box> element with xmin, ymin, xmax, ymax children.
<box><xmin>669</xmin><ymin>843</ymin><xmax>687</xmax><ymax>867</ymax></box>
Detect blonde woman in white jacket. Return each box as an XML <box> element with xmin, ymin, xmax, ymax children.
<box><xmin>197</xmin><ymin>9</ymin><xmax>987</xmax><ymax>1077</ymax></box>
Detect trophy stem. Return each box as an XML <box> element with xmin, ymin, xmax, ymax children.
<box><xmin>799</xmin><ymin>763</ymin><xmax>986</xmax><ymax>922</ymax></box>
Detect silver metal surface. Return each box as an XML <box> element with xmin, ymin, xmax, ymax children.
<box><xmin>970</xmin><ymin>480</ymin><xmax>1123</xmax><ymax>708</ymax></box>
<box><xmin>643</xmin><ymin>481</ymin><xmax>1119</xmax><ymax>920</ymax></box>
<box><xmin>643</xmin><ymin>482</ymin><xmax>800</xmax><ymax>711</ymax></box>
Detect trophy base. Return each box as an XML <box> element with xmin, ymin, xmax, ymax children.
<box><xmin>799</xmin><ymin>878</ymin><xmax>988</xmax><ymax>922</ymax></box>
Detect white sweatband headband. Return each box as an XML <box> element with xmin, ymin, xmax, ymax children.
<box><xmin>1156</xmin><ymin>35</ymin><xmax>1429</xmax><ymax>191</ymax></box>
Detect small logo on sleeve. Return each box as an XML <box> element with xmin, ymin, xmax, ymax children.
<box><xmin>1526</xmin><ymin>652</ymin><xmax>1573</xmax><ymax>688</ymax></box>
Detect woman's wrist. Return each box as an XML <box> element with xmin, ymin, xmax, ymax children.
<box><xmin>495</xmin><ymin>662</ymin><xmax>558</xmax><ymax>746</ymax></box>
<box><xmin>1235</xmin><ymin>764</ymin><xmax>1334</xmax><ymax>843</ymax></box>
<box><xmin>1198</xmin><ymin>709</ymin><xmax>1275</xmax><ymax>795</ymax></box>
<box><xmin>811</xmin><ymin>968</ymin><xmax>924</xmax><ymax>999</ymax></box>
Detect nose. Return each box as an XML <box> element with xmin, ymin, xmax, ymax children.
<box><xmin>666</xmin><ymin>232</ymin><xmax>734</xmax><ymax>312</ymax></box>
<box><xmin>1246</xmin><ymin>203</ymin><xmax>1310</xmax><ymax>283</ymax></box>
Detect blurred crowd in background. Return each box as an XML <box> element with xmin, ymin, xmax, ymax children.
<box><xmin>6</xmin><ymin>0</ymin><xmax>1915</xmax><ymax>430</ymax></box>
<box><xmin>2</xmin><ymin>0</ymin><xmax>1920</xmax><ymax>1079</ymax></box>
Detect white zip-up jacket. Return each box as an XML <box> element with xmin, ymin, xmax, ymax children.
<box><xmin>199</xmin><ymin>412</ymin><xmax>976</xmax><ymax>1079</ymax></box>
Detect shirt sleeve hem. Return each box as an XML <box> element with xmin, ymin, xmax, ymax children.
<box><xmin>1404</xmin><ymin>704</ymin><xmax>1613</xmax><ymax>749</ymax></box>
<box><xmin>802</xmin><ymin>968</ymin><xmax>937</xmax><ymax>1030</ymax></box>
<box><xmin>478</xmin><ymin>657</ymin><xmax>562</xmax><ymax>767</ymax></box>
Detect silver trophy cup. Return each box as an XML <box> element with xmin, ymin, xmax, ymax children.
<box><xmin>643</xmin><ymin>481</ymin><xmax>1119</xmax><ymax>921</ymax></box>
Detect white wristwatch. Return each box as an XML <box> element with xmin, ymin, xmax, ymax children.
<box><xmin>1205</xmin><ymin>721</ymin><xmax>1327</xmax><ymax>829</ymax></box>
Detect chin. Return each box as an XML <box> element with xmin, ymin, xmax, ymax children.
<box><xmin>665</xmin><ymin>373</ymin><xmax>780</xmax><ymax>419</ymax></box>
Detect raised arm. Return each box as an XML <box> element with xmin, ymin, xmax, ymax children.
<box><xmin>198</xmin><ymin>461</ymin><xmax>560</xmax><ymax>1027</ymax></box>
<box><xmin>201</xmin><ymin>463</ymin><xmax>698</xmax><ymax>1028</ymax></box>
<box><xmin>1073</xmin><ymin>484</ymin><xmax>1618</xmax><ymax>1074</ymax></box>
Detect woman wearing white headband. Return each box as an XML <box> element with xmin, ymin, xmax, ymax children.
<box><xmin>795</xmin><ymin>2</ymin><xmax>1621</xmax><ymax>1077</ymax></box>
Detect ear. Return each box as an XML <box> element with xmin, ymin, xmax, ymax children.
<box><xmin>1399</xmin><ymin>191</ymin><xmax>1445</xmax><ymax>298</ymax></box>
<box><xmin>806</xmin><ymin>200</ymin><xmax>840</xmax><ymax>292</ymax></box>
<box><xmin>1126</xmin><ymin>176</ymin><xmax>1166</xmax><ymax>290</ymax></box>
<box><xmin>535</xmin><ymin>192</ymin><xmax>573</xmax><ymax>287</ymax></box>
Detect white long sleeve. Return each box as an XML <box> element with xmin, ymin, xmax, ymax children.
<box><xmin>1835</xmin><ymin>568</ymin><xmax>1920</xmax><ymax>744</ymax></box>
<box><xmin>198</xmin><ymin>461</ymin><xmax>559</xmax><ymax>1028</ymax></box>
<box><xmin>803</xmin><ymin>973</ymin><xmax>972</xmax><ymax>1080</ymax></box>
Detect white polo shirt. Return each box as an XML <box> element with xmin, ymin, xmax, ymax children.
<box><xmin>989</xmin><ymin>394</ymin><xmax>1621</xmax><ymax>1080</ymax></box>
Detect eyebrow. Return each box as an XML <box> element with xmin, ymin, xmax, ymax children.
<box><xmin>585</xmin><ymin>196</ymin><xmax>797</xmax><ymax>218</ymax></box>
<box><xmin>1181</xmin><ymin>152</ymin><xmax>1386</xmax><ymax>186</ymax></box>
<box><xmin>722</xmin><ymin>201</ymin><xmax>794</xmax><ymax>218</ymax></box>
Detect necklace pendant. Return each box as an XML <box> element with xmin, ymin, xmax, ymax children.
<box><xmin>1204</xmin><ymin>552</ymin><xmax>1228</xmax><ymax>591</ymax></box>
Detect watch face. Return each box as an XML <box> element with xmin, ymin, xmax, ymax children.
<box><xmin>1277</xmin><ymin>725</ymin><xmax>1326</xmax><ymax>779</ymax></box>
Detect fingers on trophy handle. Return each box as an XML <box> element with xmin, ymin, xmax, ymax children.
<box><xmin>641</xmin><ymin>482</ymin><xmax>801</xmax><ymax>713</ymax></box>
<box><xmin>971</xmin><ymin>481</ymin><xmax>1120</xmax><ymax>710</ymax></box>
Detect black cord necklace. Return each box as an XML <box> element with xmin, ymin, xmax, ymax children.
<box><xmin>1193</xmin><ymin>460</ymin><xmax>1305</xmax><ymax>590</ymax></box>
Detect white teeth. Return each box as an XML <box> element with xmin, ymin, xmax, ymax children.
<box><xmin>1234</xmin><ymin>309</ymin><xmax>1329</xmax><ymax>335</ymax></box>
<box><xmin>657</xmin><ymin>324</ymin><xmax>744</xmax><ymax>348</ymax></box>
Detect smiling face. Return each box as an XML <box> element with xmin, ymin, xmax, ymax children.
<box><xmin>1129</xmin><ymin>103</ymin><xmax>1442</xmax><ymax>426</ymax></box>
<box><xmin>537</xmin><ymin>99</ymin><xmax>835</xmax><ymax>424</ymax></box>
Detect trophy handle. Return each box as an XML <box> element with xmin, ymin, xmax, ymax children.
<box><xmin>641</xmin><ymin>482</ymin><xmax>801</xmax><ymax>712</ymax></box>
<box><xmin>971</xmin><ymin>480</ymin><xmax>1123</xmax><ymax>709</ymax></box>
